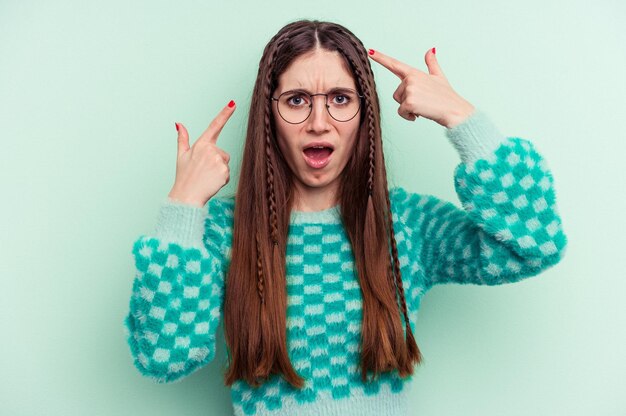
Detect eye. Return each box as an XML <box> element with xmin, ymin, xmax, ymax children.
<box><xmin>331</xmin><ymin>93</ymin><xmax>351</xmax><ymax>106</ymax></box>
<box><xmin>285</xmin><ymin>94</ymin><xmax>309</xmax><ymax>107</ymax></box>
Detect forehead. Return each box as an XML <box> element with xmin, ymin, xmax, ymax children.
<box><xmin>277</xmin><ymin>49</ymin><xmax>356</xmax><ymax>92</ymax></box>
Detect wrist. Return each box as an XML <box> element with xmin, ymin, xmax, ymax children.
<box><xmin>444</xmin><ymin>101</ymin><xmax>476</xmax><ymax>129</ymax></box>
<box><xmin>167</xmin><ymin>189</ymin><xmax>205</xmax><ymax>208</ymax></box>
<box><xmin>155</xmin><ymin>199</ymin><xmax>208</xmax><ymax>247</ymax></box>
<box><xmin>444</xmin><ymin>108</ymin><xmax>508</xmax><ymax>164</ymax></box>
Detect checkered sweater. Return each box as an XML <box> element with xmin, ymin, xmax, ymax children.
<box><xmin>123</xmin><ymin>109</ymin><xmax>568</xmax><ymax>415</ymax></box>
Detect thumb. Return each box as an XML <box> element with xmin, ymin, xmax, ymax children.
<box><xmin>174</xmin><ymin>122</ymin><xmax>190</xmax><ymax>157</ymax></box>
<box><xmin>424</xmin><ymin>47</ymin><xmax>444</xmax><ymax>77</ymax></box>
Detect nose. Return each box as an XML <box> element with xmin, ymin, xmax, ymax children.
<box><xmin>306</xmin><ymin>94</ymin><xmax>331</xmax><ymax>132</ymax></box>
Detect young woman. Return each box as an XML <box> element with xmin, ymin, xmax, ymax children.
<box><xmin>124</xmin><ymin>19</ymin><xmax>568</xmax><ymax>416</ymax></box>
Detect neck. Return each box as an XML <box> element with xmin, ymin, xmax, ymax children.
<box><xmin>292</xmin><ymin>181</ymin><xmax>339</xmax><ymax>212</ymax></box>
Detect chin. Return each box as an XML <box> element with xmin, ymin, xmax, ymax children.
<box><xmin>298</xmin><ymin>171</ymin><xmax>337</xmax><ymax>188</ymax></box>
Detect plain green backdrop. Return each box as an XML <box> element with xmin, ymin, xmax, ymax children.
<box><xmin>1</xmin><ymin>0</ymin><xmax>624</xmax><ymax>415</ymax></box>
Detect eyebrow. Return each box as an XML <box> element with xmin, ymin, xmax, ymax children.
<box><xmin>282</xmin><ymin>86</ymin><xmax>356</xmax><ymax>94</ymax></box>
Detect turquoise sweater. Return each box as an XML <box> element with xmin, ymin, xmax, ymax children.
<box><xmin>123</xmin><ymin>109</ymin><xmax>568</xmax><ymax>415</ymax></box>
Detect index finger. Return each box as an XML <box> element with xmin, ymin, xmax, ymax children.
<box><xmin>368</xmin><ymin>49</ymin><xmax>414</xmax><ymax>80</ymax></box>
<box><xmin>198</xmin><ymin>100</ymin><xmax>236</xmax><ymax>144</ymax></box>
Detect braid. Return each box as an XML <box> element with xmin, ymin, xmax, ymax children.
<box><xmin>337</xmin><ymin>37</ymin><xmax>376</xmax><ymax>194</ymax></box>
<box><xmin>263</xmin><ymin>34</ymin><xmax>291</xmax><ymax>246</ymax></box>
<box><xmin>255</xmin><ymin>231</ymin><xmax>265</xmax><ymax>304</ymax></box>
<box><xmin>380</xmin><ymin>140</ymin><xmax>422</xmax><ymax>364</ymax></box>
<box><xmin>382</xmin><ymin>152</ymin><xmax>412</xmax><ymax>338</ymax></box>
<box><xmin>256</xmin><ymin>29</ymin><xmax>294</xmax><ymax>302</ymax></box>
<box><xmin>339</xmin><ymin>34</ymin><xmax>389</xmax><ymax>291</ymax></box>
<box><xmin>340</xmin><ymin>31</ymin><xmax>421</xmax><ymax>361</ymax></box>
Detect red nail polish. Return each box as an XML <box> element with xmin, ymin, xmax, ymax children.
<box><xmin>431</xmin><ymin>47</ymin><xmax>436</xmax><ymax>54</ymax></box>
<box><xmin>368</xmin><ymin>49</ymin><xmax>375</xmax><ymax>55</ymax></box>
<box><xmin>175</xmin><ymin>122</ymin><xmax>179</xmax><ymax>132</ymax></box>
<box><xmin>228</xmin><ymin>100</ymin><xmax>235</xmax><ymax>108</ymax></box>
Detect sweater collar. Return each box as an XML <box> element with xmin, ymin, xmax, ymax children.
<box><xmin>289</xmin><ymin>204</ymin><xmax>341</xmax><ymax>225</ymax></box>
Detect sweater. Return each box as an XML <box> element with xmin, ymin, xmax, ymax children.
<box><xmin>123</xmin><ymin>108</ymin><xmax>568</xmax><ymax>416</ymax></box>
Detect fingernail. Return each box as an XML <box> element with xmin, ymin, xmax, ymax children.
<box><xmin>175</xmin><ymin>122</ymin><xmax>179</xmax><ymax>132</ymax></box>
<box><xmin>431</xmin><ymin>47</ymin><xmax>436</xmax><ymax>54</ymax></box>
<box><xmin>228</xmin><ymin>100</ymin><xmax>235</xmax><ymax>108</ymax></box>
<box><xmin>368</xmin><ymin>49</ymin><xmax>375</xmax><ymax>55</ymax></box>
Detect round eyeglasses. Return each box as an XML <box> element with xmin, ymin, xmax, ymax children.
<box><xmin>271</xmin><ymin>88</ymin><xmax>364</xmax><ymax>124</ymax></box>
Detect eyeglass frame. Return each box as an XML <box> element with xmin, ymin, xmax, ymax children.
<box><xmin>270</xmin><ymin>88</ymin><xmax>365</xmax><ymax>124</ymax></box>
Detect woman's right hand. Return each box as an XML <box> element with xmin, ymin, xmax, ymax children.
<box><xmin>168</xmin><ymin>100</ymin><xmax>236</xmax><ymax>207</ymax></box>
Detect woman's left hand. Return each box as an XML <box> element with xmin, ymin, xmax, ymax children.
<box><xmin>368</xmin><ymin>48</ymin><xmax>476</xmax><ymax>129</ymax></box>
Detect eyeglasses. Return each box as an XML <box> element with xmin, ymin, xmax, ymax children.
<box><xmin>271</xmin><ymin>88</ymin><xmax>364</xmax><ymax>124</ymax></box>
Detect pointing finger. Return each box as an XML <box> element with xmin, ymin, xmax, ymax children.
<box><xmin>198</xmin><ymin>100</ymin><xmax>236</xmax><ymax>145</ymax></box>
<box><xmin>368</xmin><ymin>49</ymin><xmax>416</xmax><ymax>80</ymax></box>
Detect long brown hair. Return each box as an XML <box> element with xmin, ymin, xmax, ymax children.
<box><xmin>223</xmin><ymin>19</ymin><xmax>422</xmax><ymax>389</ymax></box>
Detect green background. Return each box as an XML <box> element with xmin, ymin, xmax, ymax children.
<box><xmin>1</xmin><ymin>0</ymin><xmax>624</xmax><ymax>415</ymax></box>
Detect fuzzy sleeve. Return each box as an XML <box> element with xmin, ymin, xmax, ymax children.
<box><xmin>122</xmin><ymin>196</ymin><xmax>234</xmax><ymax>383</ymax></box>
<box><xmin>391</xmin><ymin>109</ymin><xmax>568</xmax><ymax>290</ymax></box>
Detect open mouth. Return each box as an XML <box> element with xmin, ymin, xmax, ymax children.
<box><xmin>303</xmin><ymin>146</ymin><xmax>333</xmax><ymax>159</ymax></box>
<box><xmin>302</xmin><ymin>144</ymin><xmax>334</xmax><ymax>169</ymax></box>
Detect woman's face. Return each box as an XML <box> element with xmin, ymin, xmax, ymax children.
<box><xmin>271</xmin><ymin>48</ymin><xmax>361</xmax><ymax>204</ymax></box>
